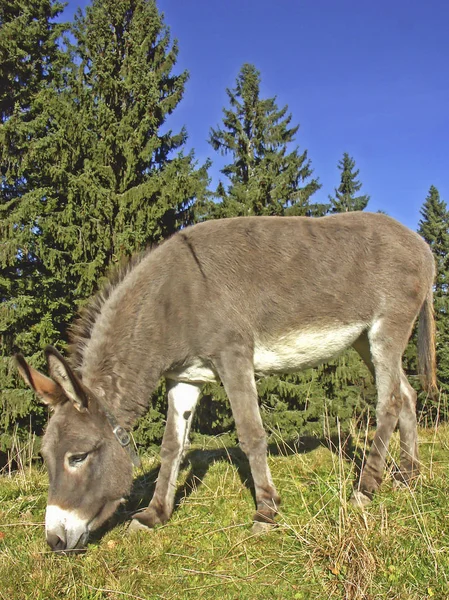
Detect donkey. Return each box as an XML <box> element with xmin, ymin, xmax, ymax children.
<box><xmin>15</xmin><ymin>212</ymin><xmax>436</xmax><ymax>552</ymax></box>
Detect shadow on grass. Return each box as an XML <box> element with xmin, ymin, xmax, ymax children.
<box><xmin>89</xmin><ymin>431</ymin><xmax>366</xmax><ymax>546</ymax></box>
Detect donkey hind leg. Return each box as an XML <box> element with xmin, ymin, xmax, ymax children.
<box><xmin>352</xmin><ymin>333</ymin><xmax>419</xmax><ymax>503</ymax></box>
<box><xmin>352</xmin><ymin>321</ymin><xmax>406</xmax><ymax>506</ymax></box>
<box><xmin>130</xmin><ymin>381</ymin><xmax>201</xmax><ymax>531</ymax></box>
<box><xmin>394</xmin><ymin>372</ymin><xmax>420</xmax><ymax>485</ymax></box>
<box><xmin>214</xmin><ymin>349</ymin><xmax>280</xmax><ymax>526</ymax></box>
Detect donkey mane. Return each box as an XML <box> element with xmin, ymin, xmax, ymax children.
<box><xmin>68</xmin><ymin>249</ymin><xmax>151</xmax><ymax>370</ymax></box>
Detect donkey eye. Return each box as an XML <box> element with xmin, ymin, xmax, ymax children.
<box><xmin>68</xmin><ymin>453</ymin><xmax>88</xmax><ymax>467</ymax></box>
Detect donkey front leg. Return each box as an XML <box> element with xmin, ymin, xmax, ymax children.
<box><xmin>214</xmin><ymin>348</ymin><xmax>280</xmax><ymax>526</ymax></box>
<box><xmin>130</xmin><ymin>381</ymin><xmax>200</xmax><ymax>531</ymax></box>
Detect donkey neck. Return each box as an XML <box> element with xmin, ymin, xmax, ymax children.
<box><xmin>76</xmin><ymin>254</ymin><xmax>170</xmax><ymax>429</ymax></box>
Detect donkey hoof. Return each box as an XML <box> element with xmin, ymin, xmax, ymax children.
<box><xmin>128</xmin><ymin>518</ymin><xmax>154</xmax><ymax>533</ymax></box>
<box><xmin>129</xmin><ymin>505</ymin><xmax>169</xmax><ymax>531</ymax></box>
<box><xmin>251</xmin><ymin>521</ymin><xmax>275</xmax><ymax>536</ymax></box>
<box><xmin>350</xmin><ymin>490</ymin><xmax>372</xmax><ymax>508</ymax></box>
<box><xmin>392</xmin><ymin>470</ymin><xmax>418</xmax><ymax>490</ymax></box>
<box><xmin>392</xmin><ymin>478</ymin><xmax>408</xmax><ymax>491</ymax></box>
<box><xmin>391</xmin><ymin>473</ymin><xmax>415</xmax><ymax>491</ymax></box>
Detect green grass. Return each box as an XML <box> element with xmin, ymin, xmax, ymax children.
<box><xmin>1</xmin><ymin>424</ymin><xmax>449</xmax><ymax>600</ymax></box>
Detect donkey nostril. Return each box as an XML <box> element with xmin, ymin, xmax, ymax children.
<box><xmin>47</xmin><ymin>532</ymin><xmax>67</xmax><ymax>552</ymax></box>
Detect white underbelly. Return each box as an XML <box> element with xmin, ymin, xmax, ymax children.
<box><xmin>166</xmin><ymin>359</ymin><xmax>217</xmax><ymax>384</ymax></box>
<box><xmin>253</xmin><ymin>324</ymin><xmax>365</xmax><ymax>374</ymax></box>
<box><xmin>166</xmin><ymin>323</ymin><xmax>365</xmax><ymax>383</ymax></box>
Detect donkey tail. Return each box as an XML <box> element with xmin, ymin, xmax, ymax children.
<box><xmin>417</xmin><ymin>286</ymin><xmax>438</xmax><ymax>394</ymax></box>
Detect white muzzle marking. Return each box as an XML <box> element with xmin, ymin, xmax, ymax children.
<box><xmin>45</xmin><ymin>504</ymin><xmax>90</xmax><ymax>550</ymax></box>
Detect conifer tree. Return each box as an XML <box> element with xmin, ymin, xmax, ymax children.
<box><xmin>418</xmin><ymin>186</ymin><xmax>449</xmax><ymax>393</ymax></box>
<box><xmin>208</xmin><ymin>63</ymin><xmax>321</xmax><ymax>218</ymax></box>
<box><xmin>201</xmin><ymin>64</ymin><xmax>344</xmax><ymax>439</ymax></box>
<box><xmin>43</xmin><ymin>0</ymin><xmax>209</xmax><ymax>300</ymax></box>
<box><xmin>0</xmin><ymin>0</ymin><xmax>209</xmax><ymax>449</ymax></box>
<box><xmin>318</xmin><ymin>165</ymin><xmax>374</xmax><ymax>423</ymax></box>
<box><xmin>0</xmin><ymin>0</ymin><xmax>66</xmax><ymax>120</ymax></box>
<box><xmin>329</xmin><ymin>152</ymin><xmax>370</xmax><ymax>213</ymax></box>
<box><xmin>0</xmin><ymin>0</ymin><xmax>68</xmax><ymax>449</ymax></box>
<box><xmin>0</xmin><ymin>0</ymin><xmax>67</xmax><ymax>348</ymax></box>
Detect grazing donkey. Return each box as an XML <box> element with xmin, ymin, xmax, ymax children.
<box><xmin>16</xmin><ymin>212</ymin><xmax>436</xmax><ymax>552</ymax></box>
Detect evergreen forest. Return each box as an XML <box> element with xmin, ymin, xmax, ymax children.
<box><xmin>1</xmin><ymin>0</ymin><xmax>448</xmax><ymax>454</ymax></box>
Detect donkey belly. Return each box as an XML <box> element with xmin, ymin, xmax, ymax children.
<box><xmin>254</xmin><ymin>324</ymin><xmax>366</xmax><ymax>375</ymax></box>
<box><xmin>167</xmin><ymin>323</ymin><xmax>366</xmax><ymax>383</ymax></box>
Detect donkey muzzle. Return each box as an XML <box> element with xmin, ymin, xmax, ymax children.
<box><xmin>45</xmin><ymin>505</ymin><xmax>89</xmax><ymax>552</ymax></box>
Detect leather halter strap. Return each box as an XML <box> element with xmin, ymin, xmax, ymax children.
<box><xmin>101</xmin><ymin>405</ymin><xmax>141</xmax><ymax>468</ymax></box>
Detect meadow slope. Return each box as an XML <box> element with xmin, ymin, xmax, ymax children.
<box><xmin>1</xmin><ymin>425</ymin><xmax>449</xmax><ymax>600</ymax></box>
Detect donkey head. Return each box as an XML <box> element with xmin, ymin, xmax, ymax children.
<box><xmin>15</xmin><ymin>347</ymin><xmax>134</xmax><ymax>552</ymax></box>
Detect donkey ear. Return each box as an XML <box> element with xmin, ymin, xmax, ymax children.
<box><xmin>15</xmin><ymin>354</ymin><xmax>64</xmax><ymax>406</ymax></box>
<box><xmin>44</xmin><ymin>346</ymin><xmax>88</xmax><ymax>413</ymax></box>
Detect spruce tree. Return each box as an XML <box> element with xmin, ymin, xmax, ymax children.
<box><xmin>418</xmin><ymin>186</ymin><xmax>449</xmax><ymax>394</ymax></box>
<box><xmin>208</xmin><ymin>63</ymin><xmax>322</xmax><ymax>218</ymax></box>
<box><xmin>329</xmin><ymin>152</ymin><xmax>370</xmax><ymax>213</ymax></box>
<box><xmin>0</xmin><ymin>0</ymin><xmax>66</xmax><ymax>119</ymax></box>
<box><xmin>45</xmin><ymin>0</ymin><xmax>209</xmax><ymax>300</ymax></box>
<box><xmin>0</xmin><ymin>0</ymin><xmax>209</xmax><ymax>450</ymax></box>
<box><xmin>0</xmin><ymin>0</ymin><xmax>67</xmax><ymax>350</ymax></box>
<box><xmin>319</xmin><ymin>166</ymin><xmax>374</xmax><ymax>426</ymax></box>
<box><xmin>201</xmin><ymin>64</ymin><xmax>337</xmax><ymax>440</ymax></box>
<box><xmin>0</xmin><ymin>0</ymin><xmax>68</xmax><ymax>450</ymax></box>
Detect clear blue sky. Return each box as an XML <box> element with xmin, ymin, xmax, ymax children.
<box><xmin>64</xmin><ymin>0</ymin><xmax>449</xmax><ymax>231</ymax></box>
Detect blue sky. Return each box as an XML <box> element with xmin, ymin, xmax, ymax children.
<box><xmin>63</xmin><ymin>0</ymin><xmax>448</xmax><ymax>231</ymax></box>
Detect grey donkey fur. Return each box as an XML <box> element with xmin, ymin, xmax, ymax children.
<box><xmin>16</xmin><ymin>212</ymin><xmax>437</xmax><ymax>551</ymax></box>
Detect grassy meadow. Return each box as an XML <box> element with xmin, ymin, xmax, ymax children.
<box><xmin>1</xmin><ymin>422</ymin><xmax>449</xmax><ymax>600</ymax></box>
